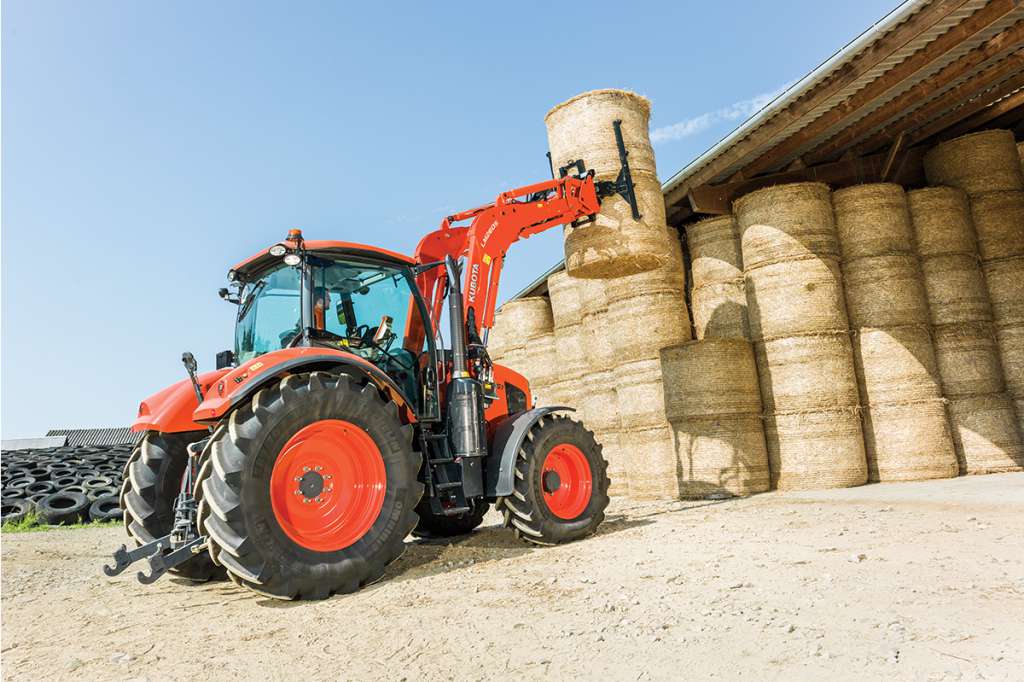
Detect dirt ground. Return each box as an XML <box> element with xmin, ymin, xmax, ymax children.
<box><xmin>2</xmin><ymin>473</ymin><xmax>1022</xmax><ymax>681</ymax></box>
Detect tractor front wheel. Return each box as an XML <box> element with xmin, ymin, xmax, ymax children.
<box><xmin>497</xmin><ymin>414</ymin><xmax>609</xmax><ymax>545</ymax></box>
<box><xmin>196</xmin><ymin>372</ymin><xmax>422</xmax><ymax>600</ymax></box>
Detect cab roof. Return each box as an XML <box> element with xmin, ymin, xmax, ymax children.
<box><xmin>231</xmin><ymin>240</ymin><xmax>416</xmax><ymax>278</ymax></box>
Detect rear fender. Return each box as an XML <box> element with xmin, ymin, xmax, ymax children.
<box><xmin>484</xmin><ymin>406</ymin><xmax>574</xmax><ymax>498</ymax></box>
<box><xmin>192</xmin><ymin>347</ymin><xmax>418</xmax><ymax>424</ymax></box>
<box><xmin>132</xmin><ymin>369</ymin><xmax>231</xmax><ymax>434</ymax></box>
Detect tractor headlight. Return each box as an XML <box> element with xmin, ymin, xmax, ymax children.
<box><xmin>269</xmin><ymin>244</ymin><xmax>287</xmax><ymax>257</ymax></box>
<box><xmin>284</xmin><ymin>253</ymin><xmax>301</xmax><ymax>266</ymax></box>
<box><xmin>227</xmin><ymin>269</ymin><xmax>238</xmax><ymax>281</ymax></box>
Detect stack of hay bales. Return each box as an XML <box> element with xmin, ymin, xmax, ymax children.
<box><xmin>908</xmin><ymin>187</ymin><xmax>1024</xmax><ymax>473</ymax></box>
<box><xmin>545</xmin><ymin>89</ymin><xmax>674</xmax><ymax>279</ymax></box>
<box><xmin>687</xmin><ymin>214</ymin><xmax>749</xmax><ymax>339</ymax></box>
<box><xmin>660</xmin><ymin>339</ymin><xmax>769</xmax><ymax>497</ymax></box>
<box><xmin>546</xmin><ymin>271</ymin><xmax>588</xmax><ymax>409</ymax></box>
<box><xmin>924</xmin><ymin>129</ymin><xmax>1024</xmax><ymax>460</ymax></box>
<box><xmin>489</xmin><ymin>297</ymin><xmax>558</xmax><ymax>404</ymax></box>
<box><xmin>736</xmin><ymin>182</ymin><xmax>867</xmax><ymax>490</ymax></box>
<box><xmin>833</xmin><ymin>184</ymin><xmax>957</xmax><ymax>481</ymax></box>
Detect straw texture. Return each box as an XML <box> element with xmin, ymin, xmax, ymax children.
<box><xmin>603</xmin><ymin>227</ymin><xmax>686</xmax><ymax>303</ymax></box>
<box><xmin>688</xmin><ymin>215</ymin><xmax>748</xmax><ymax>340</ymax></box>
<box><xmin>692</xmin><ymin>281</ymin><xmax>749</xmax><ymax>340</ymax></box>
<box><xmin>552</xmin><ymin>322</ymin><xmax>588</xmax><ymax>380</ymax></box>
<box><xmin>833</xmin><ymin>184</ymin><xmax>915</xmax><ymax>260</ymax></box>
<box><xmin>853</xmin><ymin>327</ymin><xmax>943</xmax><ymax>404</ymax></box>
<box><xmin>754</xmin><ymin>334</ymin><xmax>861</xmax><ymax>412</ymax></box>
<box><xmin>672</xmin><ymin>414</ymin><xmax>770</xmax><ymax>498</ymax></box>
<box><xmin>547</xmin><ymin>270</ymin><xmax>583</xmax><ymax>328</ymax></box>
<box><xmin>983</xmin><ymin>256</ymin><xmax>1024</xmax><ymax>327</ymax></box>
<box><xmin>661</xmin><ymin>339</ymin><xmax>763</xmax><ymax>419</ymax></box>
<box><xmin>578</xmin><ymin>370</ymin><xmax>620</xmax><ymax>432</ymax></box>
<box><xmin>923</xmin><ymin>129</ymin><xmax>1024</xmax><ymax>195</ymax></box>
<box><xmin>969</xmin><ymin>191</ymin><xmax>1024</xmax><ymax>261</ymax></box>
<box><xmin>933</xmin><ymin>324</ymin><xmax>1006</xmax><ymax>397</ymax></box>
<box><xmin>579</xmin><ymin>279</ymin><xmax>616</xmax><ymax>372</ymax></box>
<box><xmin>606</xmin><ymin>290</ymin><xmax>691</xmax><ymax>361</ymax></box>
<box><xmin>592</xmin><ymin>429</ymin><xmax>628</xmax><ymax>496</ymax></box>
<box><xmin>861</xmin><ymin>401</ymin><xmax>958</xmax><ymax>481</ymax></box>
<box><xmin>735</xmin><ymin>182</ymin><xmax>839</xmax><ymax>269</ymax></box>
<box><xmin>745</xmin><ymin>257</ymin><xmax>849</xmax><ymax>340</ymax></box>
<box><xmin>620</xmin><ymin>424</ymin><xmax>680</xmax><ymax>500</ymax></box>
<box><xmin>907</xmin><ymin>187</ymin><xmax>976</xmax><ymax>257</ymax></box>
<box><xmin>763</xmin><ymin>408</ymin><xmax>868</xmax><ymax>490</ymax></box>
<box><xmin>546</xmin><ymin>89</ymin><xmax>668</xmax><ymax>279</ymax></box>
<box><xmin>921</xmin><ymin>255</ymin><xmax>993</xmax><ymax>326</ymax></box>
<box><xmin>997</xmin><ymin>324</ymin><xmax>1024</xmax><ymax>398</ymax></box>
<box><xmin>520</xmin><ymin>332</ymin><xmax>559</xmax><ymax>392</ymax></box>
<box><xmin>947</xmin><ymin>393</ymin><xmax>1024</xmax><ymax>474</ymax></box>
<box><xmin>498</xmin><ymin>297</ymin><xmax>553</xmax><ymax>347</ymax></box>
<box><xmin>614</xmin><ymin>358</ymin><xmax>669</xmax><ymax>430</ymax></box>
<box><xmin>842</xmin><ymin>255</ymin><xmax>931</xmax><ymax>328</ymax></box>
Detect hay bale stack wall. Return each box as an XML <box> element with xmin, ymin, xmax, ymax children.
<box><xmin>908</xmin><ymin>186</ymin><xmax>1024</xmax><ymax>474</ymax></box>
<box><xmin>736</xmin><ymin>182</ymin><xmax>867</xmax><ymax>490</ymax></box>
<box><xmin>687</xmin><ymin>214</ymin><xmax>749</xmax><ymax>339</ymax></box>
<box><xmin>545</xmin><ymin>90</ymin><xmax>670</xmax><ymax>279</ymax></box>
<box><xmin>833</xmin><ymin>184</ymin><xmax>956</xmax><ymax>482</ymax></box>
<box><xmin>924</xmin><ymin>130</ymin><xmax>1024</xmax><ymax>449</ymax></box>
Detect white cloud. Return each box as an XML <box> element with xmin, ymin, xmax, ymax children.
<box><xmin>650</xmin><ymin>82</ymin><xmax>795</xmax><ymax>144</ymax></box>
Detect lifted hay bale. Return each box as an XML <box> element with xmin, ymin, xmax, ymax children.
<box><xmin>924</xmin><ymin>129</ymin><xmax>1024</xmax><ymax>196</ymax></box>
<box><xmin>602</xmin><ymin>226</ymin><xmax>686</xmax><ymax>304</ymax></box>
<box><xmin>545</xmin><ymin>89</ymin><xmax>668</xmax><ymax>279</ymax></box>
<box><xmin>754</xmin><ymin>333</ymin><xmax>861</xmax><ymax>413</ymax></box>
<box><xmin>763</xmin><ymin>408</ymin><xmax>868</xmax><ymax>490</ymax></box>
<box><xmin>933</xmin><ymin>323</ymin><xmax>1006</xmax><ymax>397</ymax></box>
<box><xmin>842</xmin><ymin>255</ymin><xmax>931</xmax><ymax>329</ymax></box>
<box><xmin>907</xmin><ymin>187</ymin><xmax>975</xmax><ymax>258</ymax></box>
<box><xmin>833</xmin><ymin>183</ymin><xmax>915</xmax><ymax>260</ymax></box>
<box><xmin>969</xmin><ymin>191</ymin><xmax>1024</xmax><ymax>261</ymax></box>
<box><xmin>735</xmin><ymin>182</ymin><xmax>839</xmax><ymax>269</ymax></box>
<box><xmin>672</xmin><ymin>414</ymin><xmax>770</xmax><ymax>498</ymax></box>
<box><xmin>745</xmin><ymin>257</ymin><xmax>849</xmax><ymax>340</ymax></box>
<box><xmin>946</xmin><ymin>393</ymin><xmax>1024</xmax><ymax>474</ymax></box>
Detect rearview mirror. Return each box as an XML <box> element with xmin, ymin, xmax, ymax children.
<box><xmin>216</xmin><ymin>350</ymin><xmax>235</xmax><ymax>369</ymax></box>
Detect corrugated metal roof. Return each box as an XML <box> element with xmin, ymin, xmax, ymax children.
<box><xmin>45</xmin><ymin>427</ymin><xmax>142</xmax><ymax>447</ymax></box>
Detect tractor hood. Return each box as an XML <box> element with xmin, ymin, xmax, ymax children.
<box><xmin>131</xmin><ymin>369</ymin><xmax>231</xmax><ymax>434</ymax></box>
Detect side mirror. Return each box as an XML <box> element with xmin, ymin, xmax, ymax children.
<box><xmin>216</xmin><ymin>350</ymin><xmax>235</xmax><ymax>370</ymax></box>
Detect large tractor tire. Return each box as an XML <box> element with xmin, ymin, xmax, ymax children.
<box><xmin>496</xmin><ymin>413</ymin><xmax>610</xmax><ymax>546</ymax></box>
<box><xmin>120</xmin><ymin>431</ymin><xmax>224</xmax><ymax>581</ymax></box>
<box><xmin>196</xmin><ymin>372</ymin><xmax>422</xmax><ymax>600</ymax></box>
<box><xmin>412</xmin><ymin>499</ymin><xmax>489</xmax><ymax>539</ymax></box>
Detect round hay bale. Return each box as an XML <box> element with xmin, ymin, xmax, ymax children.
<box><xmin>688</xmin><ymin>214</ymin><xmax>742</xmax><ymax>286</ymax></box>
<box><xmin>614</xmin><ymin>358</ymin><xmax>668</xmax><ymax>430</ymax></box>
<box><xmin>861</xmin><ymin>400</ymin><xmax>957</xmax><ymax>482</ymax></box>
<box><xmin>545</xmin><ymin>377</ymin><xmax>581</xmax><ymax>410</ymax></box>
<box><xmin>552</xmin><ymin>323</ymin><xmax>588</xmax><ymax>379</ymax></box>
<box><xmin>520</xmin><ymin>332</ymin><xmax>559</xmax><ymax>391</ymax></box>
<box><xmin>672</xmin><ymin>414</ymin><xmax>770</xmax><ymax>498</ymax></box>
<box><xmin>603</xmin><ymin>226</ymin><xmax>686</xmax><ymax>304</ymax></box>
<box><xmin>606</xmin><ymin>290</ymin><xmax>691</xmax><ymax>361</ymax></box>
<box><xmin>969</xmin><ymin>191</ymin><xmax>1024</xmax><ymax>261</ymax></box>
<box><xmin>735</xmin><ymin>182</ymin><xmax>839</xmax><ymax>269</ymax></box>
<box><xmin>620</xmin><ymin>424</ymin><xmax>680</xmax><ymax>500</ymax></box>
<box><xmin>661</xmin><ymin>339</ymin><xmax>762</xmax><ymax>420</ymax></box>
<box><xmin>920</xmin><ymin>254</ymin><xmax>992</xmax><ymax>326</ymax></box>
<box><xmin>591</xmin><ymin>429</ymin><xmax>629</xmax><ymax>497</ymax></box>
<box><xmin>933</xmin><ymin>323</ymin><xmax>1005</xmax><ymax>397</ymax></box>
<box><xmin>983</xmin><ymin>256</ymin><xmax>1024</xmax><ymax>327</ymax></box>
<box><xmin>763</xmin><ymin>408</ymin><xmax>868</xmax><ymax>490</ymax></box>
<box><xmin>833</xmin><ymin>183</ymin><xmax>914</xmax><ymax>260</ymax></box>
<box><xmin>923</xmin><ymin>129</ymin><xmax>1024</xmax><ymax>195</ymax></box>
<box><xmin>692</xmin><ymin>280</ymin><xmax>749</xmax><ymax>340</ymax></box>
<box><xmin>497</xmin><ymin>297</ymin><xmax>553</xmax><ymax>344</ymax></box>
<box><xmin>754</xmin><ymin>333</ymin><xmax>860</xmax><ymax>413</ymax></box>
<box><xmin>996</xmin><ymin>324</ymin><xmax>1024</xmax><ymax>398</ymax></box>
<box><xmin>579</xmin><ymin>279</ymin><xmax>616</xmax><ymax>372</ymax></box>
<box><xmin>545</xmin><ymin>89</ymin><xmax>656</xmax><ymax>179</ymax></box>
<box><xmin>546</xmin><ymin>90</ymin><xmax>668</xmax><ymax>280</ymax></box>
<box><xmin>745</xmin><ymin>257</ymin><xmax>848</xmax><ymax>340</ymax></box>
<box><xmin>577</xmin><ymin>370</ymin><xmax>620</xmax><ymax>432</ymax></box>
<box><xmin>947</xmin><ymin>393</ymin><xmax>1024</xmax><ymax>474</ymax></box>
<box><xmin>853</xmin><ymin>326</ymin><xmax>943</xmax><ymax>405</ymax></box>
<box><xmin>1014</xmin><ymin>398</ymin><xmax>1024</xmax><ymax>444</ymax></box>
<box><xmin>547</xmin><ymin>270</ymin><xmax>583</xmax><ymax>328</ymax></box>
<box><xmin>907</xmin><ymin>187</ymin><xmax>975</xmax><ymax>257</ymax></box>
<box><xmin>842</xmin><ymin>255</ymin><xmax>930</xmax><ymax>328</ymax></box>
<box><xmin>498</xmin><ymin>345</ymin><xmax>529</xmax><ymax>378</ymax></box>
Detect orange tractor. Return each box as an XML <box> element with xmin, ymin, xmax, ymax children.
<box><xmin>104</xmin><ymin>125</ymin><xmax>641</xmax><ymax>600</ymax></box>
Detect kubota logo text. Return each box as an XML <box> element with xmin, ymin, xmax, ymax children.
<box><xmin>468</xmin><ymin>263</ymin><xmax>480</xmax><ymax>303</ymax></box>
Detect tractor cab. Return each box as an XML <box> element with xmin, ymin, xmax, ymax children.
<box><xmin>224</xmin><ymin>230</ymin><xmax>438</xmax><ymax>416</ymax></box>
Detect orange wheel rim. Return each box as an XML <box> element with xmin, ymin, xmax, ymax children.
<box><xmin>269</xmin><ymin>420</ymin><xmax>386</xmax><ymax>552</ymax></box>
<box><xmin>540</xmin><ymin>443</ymin><xmax>592</xmax><ymax>520</ymax></box>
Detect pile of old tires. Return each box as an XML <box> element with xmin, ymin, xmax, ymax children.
<box><xmin>1</xmin><ymin>444</ymin><xmax>130</xmax><ymax>525</ymax></box>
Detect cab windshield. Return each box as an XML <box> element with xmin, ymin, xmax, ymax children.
<box><xmin>233</xmin><ymin>257</ymin><xmax>428</xmax><ymax>385</ymax></box>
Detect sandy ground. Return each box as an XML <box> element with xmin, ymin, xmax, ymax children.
<box><xmin>2</xmin><ymin>473</ymin><xmax>1022</xmax><ymax>681</ymax></box>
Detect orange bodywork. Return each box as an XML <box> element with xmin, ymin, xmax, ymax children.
<box><xmin>132</xmin><ymin>369</ymin><xmax>231</xmax><ymax>434</ymax></box>
<box><xmin>484</xmin><ymin>363</ymin><xmax>532</xmax><ymax>425</ymax></box>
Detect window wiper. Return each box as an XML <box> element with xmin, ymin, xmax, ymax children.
<box><xmin>237</xmin><ymin>280</ymin><xmax>265</xmax><ymax>321</ymax></box>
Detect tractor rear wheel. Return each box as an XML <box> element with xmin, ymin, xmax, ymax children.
<box><xmin>120</xmin><ymin>431</ymin><xmax>224</xmax><ymax>581</ymax></box>
<box><xmin>497</xmin><ymin>413</ymin><xmax>609</xmax><ymax>546</ymax></box>
<box><xmin>196</xmin><ymin>372</ymin><xmax>422</xmax><ymax>600</ymax></box>
<box><xmin>412</xmin><ymin>499</ymin><xmax>489</xmax><ymax>538</ymax></box>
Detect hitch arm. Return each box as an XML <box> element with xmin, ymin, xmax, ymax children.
<box><xmin>136</xmin><ymin>536</ymin><xmax>207</xmax><ymax>585</ymax></box>
<box><xmin>102</xmin><ymin>534</ymin><xmax>172</xmax><ymax>577</ymax></box>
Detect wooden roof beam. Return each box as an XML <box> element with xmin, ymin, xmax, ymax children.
<box><xmin>739</xmin><ymin>0</ymin><xmax>1022</xmax><ymax>179</ymax></box>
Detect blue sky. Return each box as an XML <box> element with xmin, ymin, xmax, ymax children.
<box><xmin>2</xmin><ymin>0</ymin><xmax>901</xmax><ymax>437</ymax></box>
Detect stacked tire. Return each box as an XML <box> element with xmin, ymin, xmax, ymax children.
<box><xmin>1</xmin><ymin>444</ymin><xmax>132</xmax><ymax>525</ymax></box>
